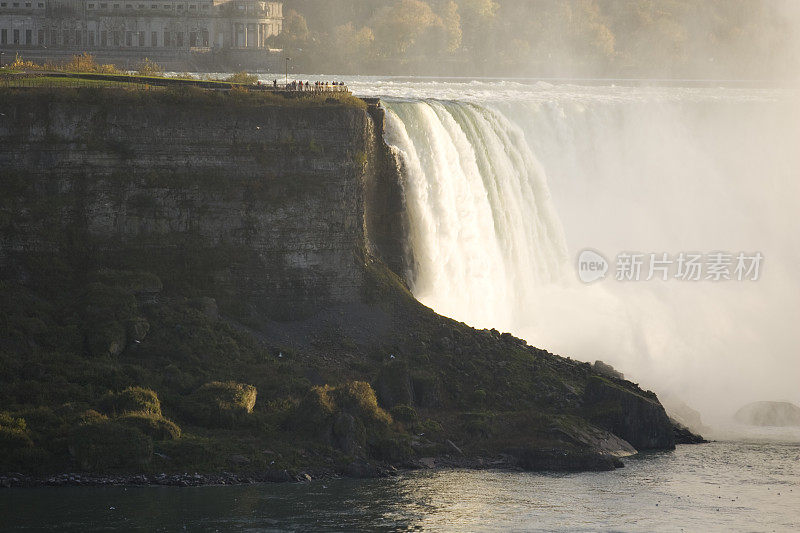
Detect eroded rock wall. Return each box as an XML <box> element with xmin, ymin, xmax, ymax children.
<box><xmin>0</xmin><ymin>91</ymin><xmax>407</xmax><ymax>320</ymax></box>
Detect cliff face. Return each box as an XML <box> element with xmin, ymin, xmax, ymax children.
<box><xmin>0</xmin><ymin>91</ymin><xmax>406</xmax><ymax>320</ymax></box>
<box><xmin>0</xmin><ymin>89</ymin><xmax>684</xmax><ymax>479</ymax></box>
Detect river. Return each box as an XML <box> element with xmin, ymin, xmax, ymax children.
<box><xmin>2</xmin><ymin>441</ymin><xmax>798</xmax><ymax>531</ymax></box>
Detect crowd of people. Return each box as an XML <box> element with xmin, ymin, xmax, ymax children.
<box><xmin>261</xmin><ymin>79</ymin><xmax>348</xmax><ymax>92</ymax></box>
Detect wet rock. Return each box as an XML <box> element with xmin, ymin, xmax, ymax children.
<box><xmin>511</xmin><ymin>448</ymin><xmax>622</xmax><ymax>472</ymax></box>
<box><xmin>343</xmin><ymin>460</ymin><xmax>380</xmax><ymax>478</ymax></box>
<box><xmin>228</xmin><ymin>454</ymin><xmax>251</xmax><ymax>467</ymax></box>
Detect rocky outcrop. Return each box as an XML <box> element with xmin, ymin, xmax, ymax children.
<box><xmin>583</xmin><ymin>376</ymin><xmax>675</xmax><ymax>450</ymax></box>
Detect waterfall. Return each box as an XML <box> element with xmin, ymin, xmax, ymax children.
<box><xmin>379</xmin><ymin>86</ymin><xmax>800</xmax><ymax>423</ymax></box>
<box><xmin>384</xmin><ymin>100</ymin><xmax>569</xmax><ymax>330</ymax></box>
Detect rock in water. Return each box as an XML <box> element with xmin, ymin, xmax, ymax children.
<box><xmin>734</xmin><ymin>401</ymin><xmax>800</xmax><ymax>427</ymax></box>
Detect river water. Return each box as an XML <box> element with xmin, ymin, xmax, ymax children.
<box><xmin>2</xmin><ymin>441</ymin><xmax>799</xmax><ymax>531</ymax></box>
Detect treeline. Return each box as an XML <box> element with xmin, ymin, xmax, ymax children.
<box><xmin>273</xmin><ymin>0</ymin><xmax>799</xmax><ymax>79</ymax></box>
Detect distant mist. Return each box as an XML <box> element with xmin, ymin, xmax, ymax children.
<box><xmin>276</xmin><ymin>0</ymin><xmax>800</xmax><ymax>80</ymax></box>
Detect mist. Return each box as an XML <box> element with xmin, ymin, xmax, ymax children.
<box><xmin>279</xmin><ymin>0</ymin><xmax>800</xmax><ymax>81</ymax></box>
<box><xmin>368</xmin><ymin>80</ymin><xmax>800</xmax><ymax>435</ymax></box>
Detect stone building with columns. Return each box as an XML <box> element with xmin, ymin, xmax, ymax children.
<box><xmin>0</xmin><ymin>0</ymin><xmax>283</xmax><ymax>68</ymax></box>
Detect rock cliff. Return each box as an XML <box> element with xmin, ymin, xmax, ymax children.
<box><xmin>0</xmin><ymin>88</ymin><xmax>690</xmax><ymax>479</ymax></box>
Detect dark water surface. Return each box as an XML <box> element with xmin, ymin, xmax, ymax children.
<box><xmin>2</xmin><ymin>441</ymin><xmax>798</xmax><ymax>532</ymax></box>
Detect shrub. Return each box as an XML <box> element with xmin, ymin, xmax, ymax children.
<box><xmin>293</xmin><ymin>386</ymin><xmax>337</xmax><ymax>436</ymax></box>
<box><xmin>63</xmin><ymin>52</ymin><xmax>120</xmax><ymax>74</ymax></box>
<box><xmin>86</xmin><ymin>321</ymin><xmax>127</xmax><ymax>357</ymax></box>
<box><xmin>390</xmin><ymin>404</ymin><xmax>418</xmax><ymax>425</ymax></box>
<box><xmin>225</xmin><ymin>71</ymin><xmax>258</xmax><ymax>84</ymax></box>
<box><xmin>68</xmin><ymin>421</ymin><xmax>152</xmax><ymax>471</ymax></box>
<box><xmin>17</xmin><ymin>406</ymin><xmax>62</xmax><ymax>434</ymax></box>
<box><xmin>0</xmin><ymin>416</ymin><xmax>33</xmax><ymax>453</ymax></box>
<box><xmin>99</xmin><ymin>387</ymin><xmax>162</xmax><ymax>416</ymax></box>
<box><xmin>292</xmin><ymin>382</ymin><xmax>394</xmax><ymax>446</ymax></box>
<box><xmin>156</xmin><ymin>437</ymin><xmax>214</xmax><ymax>468</ymax></box>
<box><xmin>333</xmin><ymin>381</ymin><xmax>392</xmax><ymax>426</ymax></box>
<box><xmin>135</xmin><ymin>57</ymin><xmax>163</xmax><ymax>77</ymax></box>
<box><xmin>77</xmin><ymin>409</ymin><xmax>108</xmax><ymax>426</ymax></box>
<box><xmin>118</xmin><ymin>413</ymin><xmax>181</xmax><ymax>440</ymax></box>
<box><xmin>0</xmin><ymin>412</ymin><xmax>26</xmax><ymax>431</ymax></box>
<box><xmin>183</xmin><ymin>381</ymin><xmax>257</xmax><ymax>428</ymax></box>
<box><xmin>81</xmin><ymin>282</ymin><xmax>137</xmax><ymax>323</ymax></box>
<box><xmin>368</xmin><ymin>433</ymin><xmax>412</xmax><ymax>462</ymax></box>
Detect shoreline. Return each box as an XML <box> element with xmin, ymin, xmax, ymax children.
<box><xmin>1</xmin><ymin>444</ymin><xmax>714</xmax><ymax>489</ymax></box>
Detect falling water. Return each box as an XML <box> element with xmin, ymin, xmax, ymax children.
<box><xmin>371</xmin><ymin>82</ymin><xmax>800</xmax><ymax>428</ymax></box>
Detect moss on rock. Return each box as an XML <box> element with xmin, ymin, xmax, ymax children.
<box><xmin>182</xmin><ymin>381</ymin><xmax>257</xmax><ymax>428</ymax></box>
<box><xmin>99</xmin><ymin>387</ymin><xmax>162</xmax><ymax>417</ymax></box>
<box><xmin>118</xmin><ymin>412</ymin><xmax>181</xmax><ymax>441</ymax></box>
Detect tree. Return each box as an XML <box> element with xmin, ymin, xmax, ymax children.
<box><xmin>371</xmin><ymin>0</ymin><xmax>442</xmax><ymax>56</ymax></box>
<box><xmin>442</xmin><ymin>1</ymin><xmax>463</xmax><ymax>53</ymax></box>
<box><xmin>282</xmin><ymin>9</ymin><xmax>310</xmax><ymax>45</ymax></box>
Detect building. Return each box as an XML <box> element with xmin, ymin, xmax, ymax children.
<box><xmin>0</xmin><ymin>0</ymin><xmax>283</xmax><ymax>68</ymax></box>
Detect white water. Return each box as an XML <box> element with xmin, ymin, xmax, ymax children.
<box><xmin>347</xmin><ymin>79</ymin><xmax>800</xmax><ymax>430</ymax></box>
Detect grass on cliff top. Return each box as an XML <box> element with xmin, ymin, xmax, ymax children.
<box><xmin>1</xmin><ymin>53</ymin><xmax>366</xmax><ymax>109</ymax></box>
<box><xmin>0</xmin><ymin>83</ymin><xmax>367</xmax><ymax>109</ymax></box>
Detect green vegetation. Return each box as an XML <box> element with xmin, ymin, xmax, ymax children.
<box><xmin>182</xmin><ymin>382</ymin><xmax>257</xmax><ymax>428</ymax></box>
<box><xmin>118</xmin><ymin>413</ymin><xmax>181</xmax><ymax>441</ymax></box>
<box><xmin>134</xmin><ymin>58</ymin><xmax>164</xmax><ymax>77</ymax></box>
<box><xmin>99</xmin><ymin>387</ymin><xmax>162</xmax><ymax>417</ymax></box>
<box><xmin>6</xmin><ymin>52</ymin><xmax>121</xmax><ymax>74</ymax></box>
<box><xmin>69</xmin><ymin>420</ymin><xmax>153</xmax><ymax>470</ymax></box>
<box><xmin>0</xmin><ymin>82</ymin><xmax>367</xmax><ymax>110</ymax></box>
<box><xmin>225</xmin><ymin>71</ymin><xmax>259</xmax><ymax>84</ymax></box>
